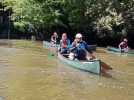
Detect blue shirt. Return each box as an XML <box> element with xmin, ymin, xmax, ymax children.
<box><xmin>71</xmin><ymin>41</ymin><xmax>88</xmax><ymax>50</ymax></box>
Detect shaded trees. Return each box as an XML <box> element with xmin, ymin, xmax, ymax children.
<box><xmin>3</xmin><ymin>0</ymin><xmax>134</xmax><ymax>47</ymax></box>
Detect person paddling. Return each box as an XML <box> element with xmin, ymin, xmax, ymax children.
<box><xmin>70</xmin><ymin>33</ymin><xmax>95</xmax><ymax>60</ymax></box>
<box><xmin>118</xmin><ymin>38</ymin><xmax>129</xmax><ymax>53</ymax></box>
<box><xmin>69</xmin><ymin>33</ymin><xmax>112</xmax><ymax>77</ymax></box>
<box><xmin>50</xmin><ymin>32</ymin><xmax>58</xmax><ymax>47</ymax></box>
<box><xmin>50</xmin><ymin>32</ymin><xmax>58</xmax><ymax>56</ymax></box>
<box><xmin>60</xmin><ymin>33</ymin><xmax>70</xmax><ymax>54</ymax></box>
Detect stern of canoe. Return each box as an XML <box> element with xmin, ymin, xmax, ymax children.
<box><xmin>107</xmin><ymin>46</ymin><xmax>121</xmax><ymax>52</ymax></box>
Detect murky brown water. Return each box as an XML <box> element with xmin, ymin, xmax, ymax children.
<box><xmin>0</xmin><ymin>40</ymin><xmax>134</xmax><ymax>100</ymax></box>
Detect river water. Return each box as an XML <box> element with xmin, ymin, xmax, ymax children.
<box><xmin>0</xmin><ymin>40</ymin><xmax>133</xmax><ymax>100</ymax></box>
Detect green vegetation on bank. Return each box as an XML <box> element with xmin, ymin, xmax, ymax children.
<box><xmin>1</xmin><ymin>0</ymin><xmax>134</xmax><ymax>47</ymax></box>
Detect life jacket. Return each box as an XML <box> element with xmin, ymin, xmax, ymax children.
<box><xmin>61</xmin><ymin>39</ymin><xmax>70</xmax><ymax>49</ymax></box>
<box><xmin>74</xmin><ymin>41</ymin><xmax>87</xmax><ymax>49</ymax></box>
<box><xmin>120</xmin><ymin>41</ymin><xmax>128</xmax><ymax>49</ymax></box>
<box><xmin>63</xmin><ymin>39</ymin><xmax>67</xmax><ymax>48</ymax></box>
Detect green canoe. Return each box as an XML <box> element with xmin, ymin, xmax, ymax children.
<box><xmin>58</xmin><ymin>53</ymin><xmax>101</xmax><ymax>74</ymax></box>
<box><xmin>107</xmin><ymin>46</ymin><xmax>134</xmax><ymax>54</ymax></box>
<box><xmin>43</xmin><ymin>41</ymin><xmax>101</xmax><ymax>74</ymax></box>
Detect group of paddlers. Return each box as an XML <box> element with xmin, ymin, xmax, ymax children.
<box><xmin>50</xmin><ymin>32</ymin><xmax>113</xmax><ymax>76</ymax></box>
<box><xmin>50</xmin><ymin>32</ymin><xmax>129</xmax><ymax>59</ymax></box>
<box><xmin>50</xmin><ymin>32</ymin><xmax>96</xmax><ymax>60</ymax></box>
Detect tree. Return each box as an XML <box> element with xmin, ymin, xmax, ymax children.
<box><xmin>3</xmin><ymin>0</ymin><xmax>134</xmax><ymax>47</ymax></box>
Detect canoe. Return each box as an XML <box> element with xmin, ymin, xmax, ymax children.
<box><xmin>87</xmin><ymin>45</ymin><xmax>97</xmax><ymax>51</ymax></box>
<box><xmin>58</xmin><ymin>52</ymin><xmax>101</xmax><ymax>74</ymax></box>
<box><xmin>43</xmin><ymin>41</ymin><xmax>101</xmax><ymax>74</ymax></box>
<box><xmin>107</xmin><ymin>46</ymin><xmax>134</xmax><ymax>54</ymax></box>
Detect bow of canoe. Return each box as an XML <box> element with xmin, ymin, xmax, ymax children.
<box><xmin>107</xmin><ymin>46</ymin><xmax>121</xmax><ymax>52</ymax></box>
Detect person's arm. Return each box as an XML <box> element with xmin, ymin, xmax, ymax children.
<box><xmin>118</xmin><ymin>42</ymin><xmax>123</xmax><ymax>50</ymax></box>
<box><xmin>70</xmin><ymin>41</ymin><xmax>77</xmax><ymax>51</ymax></box>
<box><xmin>84</xmin><ymin>42</ymin><xmax>91</xmax><ymax>52</ymax></box>
<box><xmin>126</xmin><ymin>45</ymin><xmax>129</xmax><ymax>50</ymax></box>
<box><xmin>60</xmin><ymin>40</ymin><xmax>62</xmax><ymax>48</ymax></box>
<box><xmin>84</xmin><ymin>42</ymin><xmax>96</xmax><ymax>60</ymax></box>
<box><xmin>51</xmin><ymin>35</ymin><xmax>54</xmax><ymax>42</ymax></box>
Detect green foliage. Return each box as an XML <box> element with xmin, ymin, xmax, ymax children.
<box><xmin>3</xmin><ymin>0</ymin><xmax>134</xmax><ymax>38</ymax></box>
<box><xmin>14</xmin><ymin>21</ymin><xmax>26</xmax><ymax>32</ymax></box>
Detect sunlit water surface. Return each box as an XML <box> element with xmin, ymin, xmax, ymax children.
<box><xmin>0</xmin><ymin>40</ymin><xmax>133</xmax><ymax>100</ymax></box>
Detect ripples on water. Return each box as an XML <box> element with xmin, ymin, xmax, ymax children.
<box><xmin>0</xmin><ymin>40</ymin><xmax>133</xmax><ymax>100</ymax></box>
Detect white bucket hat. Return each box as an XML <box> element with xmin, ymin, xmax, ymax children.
<box><xmin>75</xmin><ymin>33</ymin><xmax>82</xmax><ymax>38</ymax></box>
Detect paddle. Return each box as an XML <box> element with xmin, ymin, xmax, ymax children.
<box><xmin>81</xmin><ymin>48</ymin><xmax>113</xmax><ymax>72</ymax></box>
<box><xmin>47</xmin><ymin>43</ymin><xmax>58</xmax><ymax>59</ymax></box>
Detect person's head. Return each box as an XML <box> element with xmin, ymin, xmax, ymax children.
<box><xmin>53</xmin><ymin>32</ymin><xmax>57</xmax><ymax>36</ymax></box>
<box><xmin>75</xmin><ymin>33</ymin><xmax>82</xmax><ymax>42</ymax></box>
<box><xmin>123</xmin><ymin>38</ymin><xmax>128</xmax><ymax>42</ymax></box>
<box><xmin>62</xmin><ymin>33</ymin><xmax>67</xmax><ymax>40</ymax></box>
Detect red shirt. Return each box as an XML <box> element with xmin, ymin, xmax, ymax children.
<box><xmin>63</xmin><ymin>39</ymin><xmax>67</xmax><ymax>48</ymax></box>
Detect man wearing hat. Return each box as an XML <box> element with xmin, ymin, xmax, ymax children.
<box><xmin>69</xmin><ymin>33</ymin><xmax>95</xmax><ymax>60</ymax></box>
